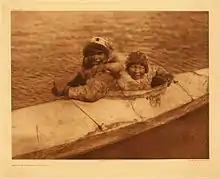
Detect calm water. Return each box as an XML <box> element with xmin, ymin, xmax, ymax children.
<box><xmin>11</xmin><ymin>11</ymin><xmax>209</xmax><ymax>109</ymax></box>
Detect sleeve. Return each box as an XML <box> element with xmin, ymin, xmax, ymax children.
<box><xmin>118</xmin><ymin>80</ymin><xmax>138</xmax><ymax>91</ymax></box>
<box><xmin>65</xmin><ymin>72</ymin><xmax>115</xmax><ymax>102</ymax></box>
<box><xmin>117</xmin><ymin>72</ymin><xmax>138</xmax><ymax>91</ymax></box>
<box><xmin>67</xmin><ymin>71</ymin><xmax>87</xmax><ymax>87</ymax></box>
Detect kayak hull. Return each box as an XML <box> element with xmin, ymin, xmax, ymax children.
<box><xmin>12</xmin><ymin>68</ymin><xmax>209</xmax><ymax>159</ymax></box>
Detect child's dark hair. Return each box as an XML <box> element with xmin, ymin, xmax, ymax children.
<box><xmin>125</xmin><ymin>51</ymin><xmax>149</xmax><ymax>73</ymax></box>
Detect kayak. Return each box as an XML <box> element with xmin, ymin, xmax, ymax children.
<box><xmin>12</xmin><ymin>68</ymin><xmax>209</xmax><ymax>159</ymax></box>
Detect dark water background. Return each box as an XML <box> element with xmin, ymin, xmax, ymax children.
<box><xmin>11</xmin><ymin>11</ymin><xmax>208</xmax><ymax>110</ymax></box>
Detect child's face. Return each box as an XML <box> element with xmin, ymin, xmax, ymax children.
<box><xmin>88</xmin><ymin>52</ymin><xmax>108</xmax><ymax>66</ymax></box>
<box><xmin>128</xmin><ymin>64</ymin><xmax>145</xmax><ymax>80</ymax></box>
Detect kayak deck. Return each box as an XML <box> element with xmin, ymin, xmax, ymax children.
<box><xmin>12</xmin><ymin>68</ymin><xmax>209</xmax><ymax>159</ymax></box>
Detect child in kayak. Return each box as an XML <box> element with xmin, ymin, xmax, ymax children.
<box><xmin>52</xmin><ymin>36</ymin><xmax>124</xmax><ymax>102</ymax></box>
<box><xmin>116</xmin><ymin>51</ymin><xmax>174</xmax><ymax>91</ymax></box>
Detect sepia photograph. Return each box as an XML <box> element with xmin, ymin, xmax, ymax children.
<box><xmin>11</xmin><ymin>11</ymin><xmax>209</xmax><ymax>160</ymax></box>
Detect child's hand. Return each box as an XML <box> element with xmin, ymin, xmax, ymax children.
<box><xmin>52</xmin><ymin>80</ymin><xmax>64</xmax><ymax>96</ymax></box>
<box><xmin>52</xmin><ymin>78</ymin><xmax>72</xmax><ymax>96</ymax></box>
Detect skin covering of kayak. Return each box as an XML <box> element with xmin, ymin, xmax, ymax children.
<box><xmin>12</xmin><ymin>68</ymin><xmax>208</xmax><ymax>159</ymax></box>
